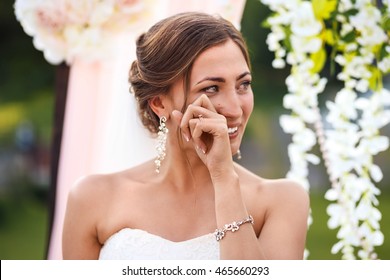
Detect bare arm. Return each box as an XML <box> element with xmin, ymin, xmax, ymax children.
<box><xmin>257</xmin><ymin>181</ymin><xmax>310</xmax><ymax>259</ymax></box>
<box><xmin>214</xmin><ymin>177</ymin><xmax>309</xmax><ymax>259</ymax></box>
<box><xmin>62</xmin><ymin>177</ymin><xmax>102</xmax><ymax>259</ymax></box>
<box><xmin>212</xmin><ymin>173</ymin><xmax>265</xmax><ymax>259</ymax></box>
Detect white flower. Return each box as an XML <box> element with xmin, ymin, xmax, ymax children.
<box><xmin>325</xmin><ymin>188</ymin><xmax>339</xmax><ymax>201</ymax></box>
<box><xmin>267</xmin><ymin>12</ymin><xmax>293</xmax><ymax>26</ymax></box>
<box><xmin>327</xmin><ymin>88</ymin><xmax>358</xmax><ymax>120</ymax></box>
<box><xmin>385</xmin><ymin>0</ymin><xmax>390</xmax><ymax>11</ymax></box>
<box><xmin>327</xmin><ymin>203</ymin><xmax>343</xmax><ymax>229</ymax></box>
<box><xmin>369</xmin><ymin>231</ymin><xmax>384</xmax><ymax>246</ymax></box>
<box><xmin>290</xmin><ymin>2</ymin><xmax>322</xmax><ymax>37</ymax></box>
<box><xmin>358</xmin><ymin>136</ymin><xmax>389</xmax><ymax>156</ymax></box>
<box><xmin>340</xmin><ymin>22</ymin><xmax>353</xmax><ymax>37</ymax></box>
<box><xmin>14</xmin><ymin>0</ymin><xmax>148</xmax><ymax>64</ymax></box>
<box><xmin>369</xmin><ymin>164</ymin><xmax>383</xmax><ymax>183</ymax></box>
<box><xmin>339</xmin><ymin>0</ymin><xmax>354</xmax><ymax>12</ymax></box>
<box><xmin>292</xmin><ymin>128</ymin><xmax>317</xmax><ymax>150</ymax></box>
<box><xmin>266</xmin><ymin>29</ymin><xmax>285</xmax><ymax>51</ymax></box>
<box><xmin>331</xmin><ymin>240</ymin><xmax>344</xmax><ymax>254</ymax></box>
<box><xmin>291</xmin><ymin>35</ymin><xmax>322</xmax><ymax>54</ymax></box>
<box><xmin>355</xmin><ymin>200</ymin><xmax>372</xmax><ymax>220</ymax></box>
<box><xmin>272</xmin><ymin>58</ymin><xmax>286</xmax><ymax>68</ymax></box>
<box><xmin>279</xmin><ymin>115</ymin><xmax>305</xmax><ymax>133</ymax></box>
<box><xmin>378</xmin><ymin>56</ymin><xmax>390</xmax><ymax>73</ymax></box>
<box><xmin>355</xmin><ymin>79</ymin><xmax>369</xmax><ymax>92</ymax></box>
<box><xmin>260</xmin><ymin>0</ymin><xmax>300</xmax><ymax>11</ymax></box>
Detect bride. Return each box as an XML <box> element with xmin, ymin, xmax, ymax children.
<box><xmin>62</xmin><ymin>12</ymin><xmax>309</xmax><ymax>260</ymax></box>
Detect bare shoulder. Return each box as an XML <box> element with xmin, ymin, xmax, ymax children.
<box><xmin>68</xmin><ymin>160</ymin><xmax>154</xmax><ymax>203</ymax></box>
<box><xmin>64</xmin><ymin>173</ymin><xmax>119</xmax><ymax>232</ymax></box>
<box><xmin>69</xmin><ymin>173</ymin><xmax>111</xmax><ymax>200</ymax></box>
<box><xmin>263</xmin><ymin>178</ymin><xmax>309</xmax><ymax>207</ymax></box>
<box><xmin>65</xmin><ymin>174</ymin><xmax>116</xmax><ymax>219</ymax></box>
<box><xmin>234</xmin><ymin>163</ymin><xmax>309</xmax><ymax>214</ymax></box>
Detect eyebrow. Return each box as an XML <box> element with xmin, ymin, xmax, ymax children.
<box><xmin>195</xmin><ymin>71</ymin><xmax>251</xmax><ymax>85</ymax></box>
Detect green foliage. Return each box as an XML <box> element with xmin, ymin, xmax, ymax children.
<box><xmin>0</xmin><ymin>103</ymin><xmax>25</xmax><ymax>135</ymax></box>
<box><xmin>368</xmin><ymin>66</ymin><xmax>381</xmax><ymax>91</ymax></box>
<box><xmin>382</xmin><ymin>13</ymin><xmax>390</xmax><ymax>31</ymax></box>
<box><xmin>0</xmin><ymin>0</ymin><xmax>55</xmax><ymax>147</ymax></box>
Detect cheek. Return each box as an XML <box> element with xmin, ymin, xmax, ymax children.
<box><xmin>241</xmin><ymin>92</ymin><xmax>254</xmax><ymax>118</ymax></box>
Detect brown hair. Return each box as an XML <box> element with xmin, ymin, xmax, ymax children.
<box><xmin>129</xmin><ymin>12</ymin><xmax>250</xmax><ymax>133</ymax></box>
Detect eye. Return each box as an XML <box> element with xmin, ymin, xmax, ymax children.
<box><xmin>201</xmin><ymin>85</ymin><xmax>219</xmax><ymax>94</ymax></box>
<box><xmin>237</xmin><ymin>80</ymin><xmax>252</xmax><ymax>93</ymax></box>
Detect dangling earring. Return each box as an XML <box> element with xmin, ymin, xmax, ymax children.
<box><xmin>236</xmin><ymin>149</ymin><xmax>242</xmax><ymax>160</ymax></box>
<box><xmin>155</xmin><ymin>116</ymin><xmax>168</xmax><ymax>173</ymax></box>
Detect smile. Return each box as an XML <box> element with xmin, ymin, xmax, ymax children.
<box><xmin>228</xmin><ymin>126</ymin><xmax>238</xmax><ymax>134</ymax></box>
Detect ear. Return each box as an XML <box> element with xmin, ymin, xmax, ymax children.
<box><xmin>148</xmin><ymin>95</ymin><xmax>170</xmax><ymax>119</ymax></box>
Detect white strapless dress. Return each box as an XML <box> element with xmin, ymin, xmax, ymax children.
<box><xmin>99</xmin><ymin>228</ymin><xmax>220</xmax><ymax>260</ymax></box>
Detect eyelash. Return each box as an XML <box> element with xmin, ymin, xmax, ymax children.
<box><xmin>239</xmin><ymin>81</ymin><xmax>252</xmax><ymax>92</ymax></box>
<box><xmin>200</xmin><ymin>81</ymin><xmax>252</xmax><ymax>94</ymax></box>
<box><xmin>201</xmin><ymin>85</ymin><xmax>219</xmax><ymax>93</ymax></box>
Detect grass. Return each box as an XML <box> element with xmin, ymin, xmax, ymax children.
<box><xmin>0</xmin><ymin>193</ymin><xmax>49</xmax><ymax>260</ymax></box>
<box><xmin>0</xmin><ymin>188</ymin><xmax>389</xmax><ymax>260</ymax></box>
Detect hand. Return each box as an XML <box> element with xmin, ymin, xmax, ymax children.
<box><xmin>171</xmin><ymin>94</ymin><xmax>234</xmax><ymax>177</ymax></box>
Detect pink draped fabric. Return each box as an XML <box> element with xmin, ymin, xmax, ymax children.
<box><xmin>48</xmin><ymin>0</ymin><xmax>246</xmax><ymax>259</ymax></box>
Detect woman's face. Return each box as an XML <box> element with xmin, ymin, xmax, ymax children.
<box><xmin>168</xmin><ymin>39</ymin><xmax>254</xmax><ymax>154</ymax></box>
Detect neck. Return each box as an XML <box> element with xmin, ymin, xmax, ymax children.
<box><xmin>157</xmin><ymin>134</ymin><xmax>213</xmax><ymax>192</ymax></box>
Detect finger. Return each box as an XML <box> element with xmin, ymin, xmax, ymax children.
<box><xmin>189</xmin><ymin>118</ymin><xmax>228</xmax><ymax>154</ymax></box>
<box><xmin>188</xmin><ymin>119</ymin><xmax>207</xmax><ymax>154</ymax></box>
<box><xmin>180</xmin><ymin>105</ymin><xmax>220</xmax><ymax>141</ymax></box>
<box><xmin>180</xmin><ymin>94</ymin><xmax>221</xmax><ymax>141</ymax></box>
<box><xmin>193</xmin><ymin>94</ymin><xmax>217</xmax><ymax>113</ymax></box>
<box><xmin>181</xmin><ymin>94</ymin><xmax>216</xmax><ymax>125</ymax></box>
<box><xmin>179</xmin><ymin>105</ymin><xmax>207</xmax><ymax>141</ymax></box>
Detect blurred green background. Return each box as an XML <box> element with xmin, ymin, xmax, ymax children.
<box><xmin>0</xmin><ymin>0</ymin><xmax>389</xmax><ymax>259</ymax></box>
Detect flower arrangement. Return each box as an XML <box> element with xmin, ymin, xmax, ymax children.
<box><xmin>261</xmin><ymin>0</ymin><xmax>390</xmax><ymax>259</ymax></box>
<box><xmin>14</xmin><ymin>0</ymin><xmax>149</xmax><ymax>64</ymax></box>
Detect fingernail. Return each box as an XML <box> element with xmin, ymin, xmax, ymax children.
<box><xmin>197</xmin><ymin>145</ymin><xmax>206</xmax><ymax>154</ymax></box>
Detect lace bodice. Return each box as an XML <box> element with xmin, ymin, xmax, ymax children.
<box><xmin>98</xmin><ymin>228</ymin><xmax>220</xmax><ymax>260</ymax></box>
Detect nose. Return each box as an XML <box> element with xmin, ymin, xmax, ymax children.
<box><xmin>215</xmin><ymin>89</ymin><xmax>243</xmax><ymax>119</ymax></box>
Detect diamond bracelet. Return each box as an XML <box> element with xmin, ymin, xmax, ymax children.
<box><xmin>214</xmin><ymin>215</ymin><xmax>254</xmax><ymax>241</ymax></box>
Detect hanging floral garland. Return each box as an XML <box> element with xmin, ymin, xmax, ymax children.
<box><xmin>261</xmin><ymin>0</ymin><xmax>390</xmax><ymax>259</ymax></box>
<box><xmin>14</xmin><ymin>0</ymin><xmax>150</xmax><ymax>65</ymax></box>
